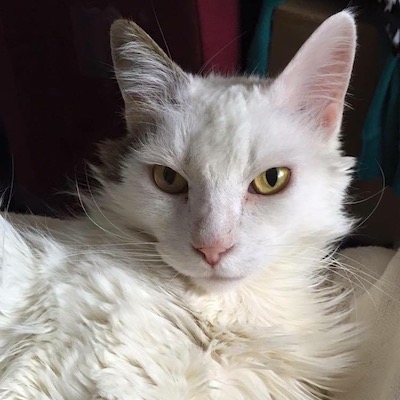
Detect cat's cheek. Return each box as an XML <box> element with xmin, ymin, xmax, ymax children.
<box><xmin>155</xmin><ymin>238</ymin><xmax>209</xmax><ymax>277</ymax></box>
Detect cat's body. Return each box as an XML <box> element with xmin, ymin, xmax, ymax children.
<box><xmin>0</xmin><ymin>215</ymin><xmax>353</xmax><ymax>399</ymax></box>
<box><xmin>0</xmin><ymin>11</ymin><xmax>358</xmax><ymax>400</ymax></box>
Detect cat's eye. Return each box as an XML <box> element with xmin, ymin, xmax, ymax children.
<box><xmin>251</xmin><ymin>167</ymin><xmax>291</xmax><ymax>195</ymax></box>
<box><xmin>153</xmin><ymin>165</ymin><xmax>188</xmax><ymax>194</ymax></box>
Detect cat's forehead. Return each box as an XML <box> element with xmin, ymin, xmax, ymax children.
<box><xmin>189</xmin><ymin>84</ymin><xmax>255</xmax><ymax>141</ymax></box>
<box><xmin>182</xmin><ymin>82</ymin><xmax>260</xmax><ymax>177</ymax></box>
<box><xmin>183</xmin><ymin>79</ymin><xmax>307</xmax><ymax>169</ymax></box>
<box><xmin>138</xmin><ymin>77</ymin><xmax>316</xmax><ymax>180</ymax></box>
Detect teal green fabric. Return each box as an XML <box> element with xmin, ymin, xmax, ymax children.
<box><xmin>358</xmin><ymin>55</ymin><xmax>400</xmax><ymax>191</ymax></box>
<box><xmin>382</xmin><ymin>57</ymin><xmax>400</xmax><ymax>186</ymax></box>
<box><xmin>389</xmin><ymin>62</ymin><xmax>400</xmax><ymax>194</ymax></box>
<box><xmin>246</xmin><ymin>0</ymin><xmax>283</xmax><ymax>76</ymax></box>
<box><xmin>358</xmin><ymin>55</ymin><xmax>398</xmax><ymax>179</ymax></box>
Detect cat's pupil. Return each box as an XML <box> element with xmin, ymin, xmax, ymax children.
<box><xmin>163</xmin><ymin>167</ymin><xmax>176</xmax><ymax>185</ymax></box>
<box><xmin>266</xmin><ymin>168</ymin><xmax>278</xmax><ymax>186</ymax></box>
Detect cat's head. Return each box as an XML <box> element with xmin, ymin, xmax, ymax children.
<box><xmin>96</xmin><ymin>11</ymin><xmax>356</xmax><ymax>291</ymax></box>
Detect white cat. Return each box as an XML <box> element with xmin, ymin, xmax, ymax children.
<box><xmin>0</xmin><ymin>11</ymin><xmax>357</xmax><ymax>400</ymax></box>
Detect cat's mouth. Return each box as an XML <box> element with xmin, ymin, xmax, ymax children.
<box><xmin>208</xmin><ymin>275</ymin><xmax>243</xmax><ymax>281</ymax></box>
<box><xmin>198</xmin><ymin>274</ymin><xmax>245</xmax><ymax>285</ymax></box>
<box><xmin>192</xmin><ymin>274</ymin><xmax>245</xmax><ymax>291</ymax></box>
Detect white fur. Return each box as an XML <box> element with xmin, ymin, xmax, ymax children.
<box><xmin>0</xmin><ymin>11</ymin><xmax>358</xmax><ymax>399</ymax></box>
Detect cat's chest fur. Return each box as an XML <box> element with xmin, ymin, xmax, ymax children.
<box><xmin>58</xmin><ymin>252</ymin><xmax>349</xmax><ymax>400</ymax></box>
<box><xmin>0</xmin><ymin>220</ymin><xmax>352</xmax><ymax>400</ymax></box>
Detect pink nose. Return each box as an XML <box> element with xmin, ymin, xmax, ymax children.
<box><xmin>196</xmin><ymin>246</ymin><xmax>230</xmax><ymax>267</ymax></box>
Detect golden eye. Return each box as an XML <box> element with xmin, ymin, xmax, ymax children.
<box><xmin>251</xmin><ymin>167</ymin><xmax>291</xmax><ymax>195</ymax></box>
<box><xmin>153</xmin><ymin>165</ymin><xmax>188</xmax><ymax>194</ymax></box>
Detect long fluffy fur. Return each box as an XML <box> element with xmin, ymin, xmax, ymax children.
<box><xmin>0</xmin><ymin>11</ymin><xmax>358</xmax><ymax>400</ymax></box>
<box><xmin>0</xmin><ymin>215</ymin><xmax>356</xmax><ymax>399</ymax></box>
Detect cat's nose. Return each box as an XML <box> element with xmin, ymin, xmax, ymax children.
<box><xmin>196</xmin><ymin>246</ymin><xmax>231</xmax><ymax>267</ymax></box>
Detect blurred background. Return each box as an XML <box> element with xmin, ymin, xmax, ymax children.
<box><xmin>0</xmin><ymin>0</ymin><xmax>399</xmax><ymax>246</ymax></box>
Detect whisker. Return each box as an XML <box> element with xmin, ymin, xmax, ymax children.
<box><xmin>83</xmin><ymin>164</ymin><xmax>132</xmax><ymax>240</ymax></box>
<box><xmin>198</xmin><ymin>32</ymin><xmax>245</xmax><ymax>75</ymax></box>
<box><xmin>151</xmin><ymin>1</ymin><xmax>171</xmax><ymax>59</ymax></box>
<box><xmin>352</xmin><ymin>164</ymin><xmax>386</xmax><ymax>231</ymax></box>
<box><xmin>329</xmin><ymin>261</ymin><xmax>399</xmax><ymax>304</ymax></box>
<box><xmin>344</xmin><ymin>185</ymin><xmax>386</xmax><ymax>205</ymax></box>
<box><xmin>325</xmin><ymin>249</ymin><xmax>395</xmax><ymax>286</ymax></box>
<box><xmin>74</xmin><ymin>178</ymin><xmax>127</xmax><ymax>242</ymax></box>
<box><xmin>331</xmin><ymin>262</ymin><xmax>378</xmax><ymax>311</ymax></box>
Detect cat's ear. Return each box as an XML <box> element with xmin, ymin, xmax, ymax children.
<box><xmin>110</xmin><ymin>20</ymin><xmax>188</xmax><ymax>129</ymax></box>
<box><xmin>272</xmin><ymin>11</ymin><xmax>356</xmax><ymax>137</ymax></box>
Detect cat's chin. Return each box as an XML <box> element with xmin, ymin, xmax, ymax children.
<box><xmin>191</xmin><ymin>276</ymin><xmax>245</xmax><ymax>292</ymax></box>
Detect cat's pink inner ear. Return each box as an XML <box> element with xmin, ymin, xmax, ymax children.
<box><xmin>273</xmin><ymin>11</ymin><xmax>356</xmax><ymax>137</ymax></box>
<box><xmin>321</xmin><ymin>102</ymin><xmax>341</xmax><ymax>131</ymax></box>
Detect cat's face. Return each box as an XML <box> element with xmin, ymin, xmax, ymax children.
<box><xmin>101</xmin><ymin>12</ymin><xmax>356</xmax><ymax>290</ymax></box>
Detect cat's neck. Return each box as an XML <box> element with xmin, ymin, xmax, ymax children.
<box><xmin>67</xmin><ymin>214</ymin><xmax>338</xmax><ymax>323</ymax></box>
<box><xmin>185</xmin><ymin>249</ymin><xmax>336</xmax><ymax>325</ymax></box>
